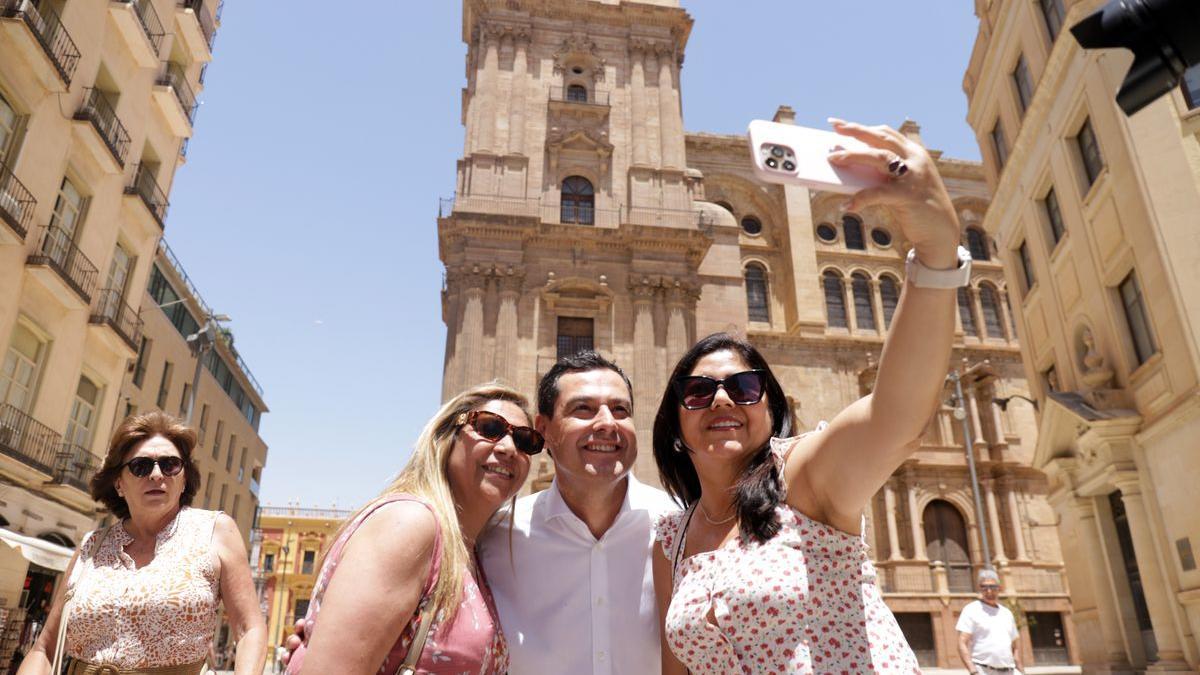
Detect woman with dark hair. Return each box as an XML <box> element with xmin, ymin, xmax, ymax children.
<box><xmin>652</xmin><ymin>119</ymin><xmax>968</xmax><ymax>673</ymax></box>
<box><xmin>17</xmin><ymin>411</ymin><xmax>266</xmax><ymax>675</ymax></box>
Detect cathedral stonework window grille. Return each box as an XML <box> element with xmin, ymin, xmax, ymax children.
<box><xmin>851</xmin><ymin>272</ymin><xmax>875</xmax><ymax>332</ymax></box>
<box><xmin>842</xmin><ymin>215</ymin><xmax>865</xmax><ymax>250</ymax></box>
<box><xmin>566</xmin><ymin>84</ymin><xmax>588</xmax><ymax>103</ymax></box>
<box><xmin>980</xmin><ymin>284</ymin><xmax>1004</xmax><ymax>339</ymax></box>
<box><xmin>879</xmin><ymin>275</ymin><xmax>899</xmax><ymax>328</ymax></box>
<box><xmin>556</xmin><ymin>316</ymin><xmax>594</xmax><ymax>360</ymax></box>
<box><xmin>745</xmin><ymin>263</ymin><xmax>770</xmax><ymax>323</ymax></box>
<box><xmin>966</xmin><ymin>228</ymin><xmax>990</xmax><ymax>261</ymax></box>
<box><xmin>958</xmin><ymin>287</ymin><xmax>979</xmax><ymax>337</ymax></box>
<box><xmin>822</xmin><ymin>271</ymin><xmax>847</xmax><ymax>329</ymax></box>
<box><xmin>561</xmin><ymin>176</ymin><xmax>594</xmax><ymax>225</ymax></box>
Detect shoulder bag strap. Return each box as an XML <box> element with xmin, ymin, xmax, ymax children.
<box><xmin>670</xmin><ymin>505</ymin><xmax>697</xmax><ymax>583</ymax></box>
<box><xmin>394</xmin><ymin>600</ymin><xmax>436</xmax><ymax>675</ymax></box>
<box><xmin>51</xmin><ymin>526</ymin><xmax>112</xmax><ymax>674</ymax></box>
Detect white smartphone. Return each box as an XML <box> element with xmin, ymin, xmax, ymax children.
<box><xmin>747</xmin><ymin>119</ymin><xmax>888</xmax><ymax>194</ymax></box>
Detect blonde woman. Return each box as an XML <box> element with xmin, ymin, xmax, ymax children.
<box><xmin>287</xmin><ymin>383</ymin><xmax>542</xmax><ymax>674</ymax></box>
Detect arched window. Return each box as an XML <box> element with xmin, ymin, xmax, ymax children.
<box><xmin>822</xmin><ymin>270</ymin><xmax>847</xmax><ymax>329</ymax></box>
<box><xmin>714</xmin><ymin>201</ymin><xmax>734</xmax><ymax>214</ymax></box>
<box><xmin>880</xmin><ymin>275</ymin><xmax>900</xmax><ymax>328</ymax></box>
<box><xmin>958</xmin><ymin>287</ymin><xmax>978</xmax><ymax>337</ymax></box>
<box><xmin>966</xmin><ymin>227</ymin><xmax>990</xmax><ymax>261</ymax></box>
<box><xmin>561</xmin><ymin>176</ymin><xmax>594</xmax><ymax>225</ymax></box>
<box><xmin>923</xmin><ymin>500</ymin><xmax>973</xmax><ymax>592</ymax></box>
<box><xmin>65</xmin><ymin>375</ymin><xmax>100</xmax><ymax>448</ymax></box>
<box><xmin>38</xmin><ymin>532</ymin><xmax>74</xmax><ymax>548</ymax></box>
<box><xmin>745</xmin><ymin>263</ymin><xmax>770</xmax><ymax>323</ymax></box>
<box><xmin>842</xmin><ymin>215</ymin><xmax>865</xmax><ymax>250</ymax></box>
<box><xmin>740</xmin><ymin>216</ymin><xmax>762</xmax><ymax>236</ymax></box>
<box><xmin>851</xmin><ymin>272</ymin><xmax>875</xmax><ymax>332</ymax></box>
<box><xmin>566</xmin><ymin>84</ymin><xmax>588</xmax><ymax>102</ymax></box>
<box><xmin>980</xmin><ymin>284</ymin><xmax>1004</xmax><ymax>339</ymax></box>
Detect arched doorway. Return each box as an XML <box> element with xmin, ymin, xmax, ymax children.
<box><xmin>923</xmin><ymin>499</ymin><xmax>973</xmax><ymax>592</ymax></box>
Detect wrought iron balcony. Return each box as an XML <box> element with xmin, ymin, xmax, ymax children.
<box><xmin>0</xmin><ymin>159</ymin><xmax>35</xmax><ymax>241</ymax></box>
<box><xmin>27</xmin><ymin>223</ymin><xmax>98</xmax><ymax>304</ymax></box>
<box><xmin>549</xmin><ymin>87</ymin><xmax>610</xmax><ymax>106</ymax></box>
<box><xmin>54</xmin><ymin>443</ymin><xmax>99</xmax><ymax>492</ymax></box>
<box><xmin>90</xmin><ymin>288</ymin><xmax>143</xmax><ymax>351</ymax></box>
<box><xmin>1</xmin><ymin>0</ymin><xmax>81</xmax><ymax>85</ymax></box>
<box><xmin>0</xmin><ymin>404</ymin><xmax>59</xmax><ymax>475</ymax></box>
<box><xmin>179</xmin><ymin>0</ymin><xmax>216</xmax><ymax>50</ymax></box>
<box><xmin>119</xmin><ymin>0</ymin><xmax>164</xmax><ymax>55</ymax></box>
<box><xmin>75</xmin><ymin>87</ymin><xmax>130</xmax><ymax>167</ymax></box>
<box><xmin>156</xmin><ymin>61</ymin><xmax>197</xmax><ymax>124</ymax></box>
<box><xmin>125</xmin><ymin>164</ymin><xmax>169</xmax><ymax>227</ymax></box>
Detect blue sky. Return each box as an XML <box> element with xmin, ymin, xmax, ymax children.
<box><xmin>166</xmin><ymin>2</ymin><xmax>982</xmax><ymax>510</ymax></box>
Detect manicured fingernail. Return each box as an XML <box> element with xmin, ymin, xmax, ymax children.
<box><xmin>828</xmin><ymin>151</ymin><xmax>845</xmax><ymax>162</ymax></box>
<box><xmin>828</xmin><ymin>117</ymin><xmax>845</xmax><ymax>125</ymax></box>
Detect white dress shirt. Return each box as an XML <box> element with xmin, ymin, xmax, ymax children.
<box><xmin>478</xmin><ymin>475</ymin><xmax>679</xmax><ymax>675</ymax></box>
<box><xmin>956</xmin><ymin>599</ymin><xmax>1019</xmax><ymax>668</ymax></box>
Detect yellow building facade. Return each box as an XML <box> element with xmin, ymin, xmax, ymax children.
<box><xmin>437</xmin><ymin>0</ymin><xmax>1076</xmax><ymax>668</ymax></box>
<box><xmin>964</xmin><ymin>0</ymin><xmax>1200</xmax><ymax>671</ymax></box>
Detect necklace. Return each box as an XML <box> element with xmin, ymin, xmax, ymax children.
<box><xmin>698</xmin><ymin>502</ymin><xmax>737</xmax><ymax>526</ymax></box>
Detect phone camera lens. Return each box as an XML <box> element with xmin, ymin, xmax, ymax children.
<box><xmin>765</xmin><ymin>158</ymin><xmax>779</xmax><ymax>169</ymax></box>
<box><xmin>782</xmin><ymin>160</ymin><xmax>796</xmax><ymax>171</ymax></box>
<box><xmin>770</xmin><ymin>146</ymin><xmax>785</xmax><ymax>158</ymax></box>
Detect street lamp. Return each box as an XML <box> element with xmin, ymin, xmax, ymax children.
<box><xmin>947</xmin><ymin>370</ymin><xmax>994</xmax><ymax>571</ymax></box>
<box><xmin>992</xmin><ymin>394</ymin><xmax>1038</xmax><ymax>412</ymax></box>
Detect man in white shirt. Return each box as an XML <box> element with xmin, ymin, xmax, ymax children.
<box><xmin>956</xmin><ymin>569</ymin><xmax>1025</xmax><ymax>675</ymax></box>
<box><xmin>478</xmin><ymin>351</ymin><xmax>678</xmax><ymax>675</ymax></box>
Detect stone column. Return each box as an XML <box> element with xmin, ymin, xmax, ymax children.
<box><xmin>1003</xmin><ymin>477</ymin><xmax>1028</xmax><ymax>561</ymax></box>
<box><xmin>884</xmin><ymin>480</ymin><xmax>902</xmax><ymax>560</ymax></box>
<box><xmin>1071</xmin><ymin>496</ymin><xmax>1136</xmax><ymax>668</ymax></box>
<box><xmin>987</xmin><ymin>382</ymin><xmax>1009</xmax><ymax>448</ymax></box>
<box><xmin>843</xmin><ymin>280</ymin><xmax>857</xmax><ymax>332</ymax></box>
<box><xmin>476</xmin><ymin>25</ymin><xmax>500</xmax><ymax>153</ymax></box>
<box><xmin>505</xmin><ymin>30</ymin><xmax>529</xmax><ymax>156</ymax></box>
<box><xmin>631</xmin><ymin>281</ymin><xmax>658</xmax><ymax>473</ymax></box>
<box><xmin>970</xmin><ymin>286</ymin><xmax>988</xmax><ymax>339</ymax></box>
<box><xmin>905</xmin><ymin>470</ymin><xmax>927</xmax><ymax>559</ymax></box>
<box><xmin>1113</xmin><ymin>475</ymin><xmax>1190</xmax><ymax>667</ymax></box>
<box><xmin>457</xmin><ymin>282</ymin><xmax>487</xmax><ymax>390</ymax></box>
<box><xmin>643</xmin><ymin>48</ymin><xmax>662</xmax><ymax>168</ymax></box>
<box><xmin>938</xmin><ymin>405</ymin><xmax>956</xmax><ymax>446</ymax></box>
<box><xmin>966</xmin><ymin>385</ymin><xmax>988</xmax><ymax>450</ymax></box>
<box><xmin>494</xmin><ymin>271</ymin><xmax>523</xmax><ymax>387</ymax></box>
<box><xmin>997</xmin><ymin>289</ymin><xmax>1016</xmax><ymax>341</ymax></box>
<box><xmin>629</xmin><ymin>46</ymin><xmax>649</xmax><ymax>166</ymax></box>
<box><xmin>492</xmin><ymin>31</ymin><xmax>514</xmax><ymax>149</ymax></box>
<box><xmin>870</xmin><ymin>279</ymin><xmax>886</xmax><ymax>333</ymax></box>
<box><xmin>665</xmin><ymin>284</ymin><xmax>690</xmax><ymax>370</ymax></box>
<box><xmin>982</xmin><ymin>477</ymin><xmax>1008</xmax><ymax>563</ymax></box>
<box><xmin>657</xmin><ymin>49</ymin><xmax>684</xmax><ymax>170</ymax></box>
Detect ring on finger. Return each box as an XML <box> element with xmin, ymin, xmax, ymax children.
<box><xmin>887</xmin><ymin>155</ymin><xmax>909</xmax><ymax>178</ymax></box>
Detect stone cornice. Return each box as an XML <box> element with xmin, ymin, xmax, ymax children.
<box><xmin>747</xmin><ymin>330</ymin><xmax>1024</xmax><ymax>360</ymax></box>
<box><xmin>464</xmin><ymin>0</ymin><xmax>693</xmax><ymax>53</ymax></box>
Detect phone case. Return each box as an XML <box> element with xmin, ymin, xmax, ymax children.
<box><xmin>747</xmin><ymin>120</ymin><xmax>888</xmax><ymax>195</ymax></box>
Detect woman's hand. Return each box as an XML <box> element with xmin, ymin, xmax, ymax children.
<box><xmin>827</xmin><ymin>118</ymin><xmax>961</xmax><ymax>269</ymax></box>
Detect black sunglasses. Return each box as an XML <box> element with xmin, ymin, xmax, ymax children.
<box><xmin>673</xmin><ymin>370</ymin><xmax>768</xmax><ymax>410</ymax></box>
<box><xmin>458</xmin><ymin>410</ymin><xmax>544</xmax><ymax>456</ymax></box>
<box><xmin>121</xmin><ymin>456</ymin><xmax>185</xmax><ymax>478</ymax></box>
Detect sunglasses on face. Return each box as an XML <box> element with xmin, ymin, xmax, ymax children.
<box><xmin>980</xmin><ymin>584</ymin><xmax>1001</xmax><ymax>591</ymax></box>
<box><xmin>673</xmin><ymin>370</ymin><xmax>769</xmax><ymax>410</ymax></box>
<box><xmin>457</xmin><ymin>410</ymin><xmax>544</xmax><ymax>456</ymax></box>
<box><xmin>121</xmin><ymin>456</ymin><xmax>185</xmax><ymax>478</ymax></box>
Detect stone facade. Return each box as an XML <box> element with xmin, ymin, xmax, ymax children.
<box><xmin>438</xmin><ymin>0</ymin><xmax>1076</xmax><ymax>668</ymax></box>
<box><xmin>964</xmin><ymin>0</ymin><xmax>1200</xmax><ymax>671</ymax></box>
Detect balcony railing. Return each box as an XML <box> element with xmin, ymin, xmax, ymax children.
<box><xmin>258</xmin><ymin>506</ymin><xmax>353</xmax><ymax>519</ymax></box>
<box><xmin>54</xmin><ymin>443</ymin><xmax>99</xmax><ymax>492</ymax></box>
<box><xmin>439</xmin><ymin>195</ymin><xmax>712</xmax><ymax>230</ymax></box>
<box><xmin>549</xmin><ymin>87</ymin><xmax>610</xmax><ymax>106</ymax></box>
<box><xmin>0</xmin><ymin>160</ymin><xmax>35</xmax><ymax>241</ymax></box>
<box><xmin>179</xmin><ymin>0</ymin><xmax>216</xmax><ymax>50</ymax></box>
<box><xmin>1</xmin><ymin>0</ymin><xmax>81</xmax><ymax>85</ymax></box>
<box><xmin>75</xmin><ymin>88</ymin><xmax>131</xmax><ymax>166</ymax></box>
<box><xmin>90</xmin><ymin>288</ymin><xmax>143</xmax><ymax>351</ymax></box>
<box><xmin>126</xmin><ymin>164</ymin><xmax>169</xmax><ymax>227</ymax></box>
<box><xmin>157</xmin><ymin>61</ymin><xmax>197</xmax><ymax>124</ymax></box>
<box><xmin>0</xmin><ymin>404</ymin><xmax>60</xmax><ymax>474</ymax></box>
<box><xmin>121</xmin><ymin>0</ymin><xmax>165</xmax><ymax>55</ymax></box>
<box><xmin>28</xmin><ymin>224</ymin><xmax>98</xmax><ymax>303</ymax></box>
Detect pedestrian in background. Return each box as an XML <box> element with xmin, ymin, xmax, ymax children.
<box><xmin>957</xmin><ymin>569</ymin><xmax>1025</xmax><ymax>675</ymax></box>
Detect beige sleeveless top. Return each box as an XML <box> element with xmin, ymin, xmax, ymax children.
<box><xmin>66</xmin><ymin>507</ymin><xmax>222</xmax><ymax>668</ymax></box>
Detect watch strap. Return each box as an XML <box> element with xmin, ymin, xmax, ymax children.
<box><xmin>905</xmin><ymin>245</ymin><xmax>972</xmax><ymax>288</ymax></box>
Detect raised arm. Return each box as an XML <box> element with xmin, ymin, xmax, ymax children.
<box><xmin>298</xmin><ymin>501</ymin><xmax>437</xmax><ymax>675</ymax></box>
<box><xmin>785</xmin><ymin>119</ymin><xmax>961</xmax><ymax>533</ymax></box>
<box><xmin>213</xmin><ymin>513</ymin><xmax>268</xmax><ymax>675</ymax></box>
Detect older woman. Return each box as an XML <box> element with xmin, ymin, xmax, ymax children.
<box><xmin>286</xmin><ymin>383</ymin><xmax>541</xmax><ymax>675</ymax></box>
<box><xmin>18</xmin><ymin>411</ymin><xmax>266</xmax><ymax>675</ymax></box>
<box><xmin>652</xmin><ymin>119</ymin><xmax>966</xmax><ymax>673</ymax></box>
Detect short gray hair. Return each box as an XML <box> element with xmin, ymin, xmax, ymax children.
<box><xmin>977</xmin><ymin>569</ymin><xmax>1000</xmax><ymax>585</ymax></box>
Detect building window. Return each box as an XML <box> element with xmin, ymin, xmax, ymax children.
<box><xmin>1075</xmin><ymin>117</ymin><xmax>1104</xmax><ymax>188</ymax></box>
<box><xmin>238</xmin><ymin>447</ymin><xmax>247</xmax><ymax>482</ymax></box>
<box><xmin>556</xmin><ymin>317</ymin><xmax>594</xmax><ymax>359</ymax></box>
<box><xmin>65</xmin><ymin>375</ymin><xmax>100</xmax><ymax>449</ymax></box>
<box><xmin>1118</xmin><ymin>271</ymin><xmax>1157</xmax><ymax>366</ymax></box>
<box><xmin>156</xmin><ymin>361</ymin><xmax>173</xmax><ymax>410</ymax></box>
<box><xmin>301</xmin><ymin>550</ymin><xmax>316</xmax><ymax>575</ymax></box>
<box><xmin>894</xmin><ymin>613</ymin><xmax>937</xmax><ymax>668</ymax></box>
<box><xmin>1028</xmin><ymin>612</ymin><xmax>1070</xmax><ymax>665</ymax></box>
<box><xmin>1183</xmin><ymin>64</ymin><xmax>1200</xmax><ymax>110</ymax></box>
<box><xmin>178</xmin><ymin>383</ymin><xmax>191</xmax><ymax>417</ymax></box>
<box><xmin>924</xmin><ymin>500</ymin><xmax>973</xmax><ymax>592</ymax></box>
<box><xmin>293</xmin><ymin>599</ymin><xmax>310</xmax><ymax>623</ymax></box>
<box><xmin>1013</xmin><ymin>54</ymin><xmax>1034</xmax><ymax>115</ymax></box>
<box><xmin>124</xmin><ymin>401</ymin><xmax>136</xmax><ymax>419</ymax></box>
<box><xmin>745</xmin><ymin>263</ymin><xmax>770</xmax><ymax>323</ymax></box>
<box><xmin>1039</xmin><ymin>0</ymin><xmax>1065</xmax><ymax>41</ymax></box>
<box><xmin>132</xmin><ymin>337</ymin><xmax>150</xmax><ymax>388</ymax></box>
<box><xmin>0</xmin><ymin>92</ymin><xmax>20</xmax><ymax>161</ymax></box>
<box><xmin>49</xmin><ymin>176</ymin><xmax>85</xmax><ymax>240</ymax></box>
<box><xmin>870</xmin><ymin>228</ymin><xmax>892</xmax><ymax>248</ymax></box>
<box><xmin>991</xmin><ymin>120</ymin><xmax>1008</xmax><ymax>171</ymax></box>
<box><xmin>851</xmin><ymin>273</ymin><xmax>875</xmax><ymax>332</ymax></box>
<box><xmin>1043</xmin><ymin>187</ymin><xmax>1065</xmax><ymax>246</ymax></box>
<box><xmin>263</xmin><ymin>552</ymin><xmax>275</xmax><ymax>573</ymax></box>
<box><xmin>148</xmin><ymin>265</ymin><xmax>202</xmax><ymax>340</ymax></box>
<box><xmin>560</xmin><ymin>176</ymin><xmax>594</xmax><ymax>225</ymax></box>
<box><xmin>566</xmin><ymin>84</ymin><xmax>588</xmax><ymax>102</ymax></box>
<box><xmin>879</xmin><ymin>276</ymin><xmax>899</xmax><ymax>328</ymax></box>
<box><xmin>1</xmin><ymin>324</ymin><xmax>46</xmax><ymax>412</ymax></box>
<box><xmin>218</xmin><ymin>483</ymin><xmax>227</xmax><ymax>510</ymax></box>
<box><xmin>980</xmin><ymin>284</ymin><xmax>1004</xmax><ymax>339</ymax></box>
<box><xmin>213</xmin><ymin>420</ymin><xmax>224</xmax><ymax>460</ymax></box>
<box><xmin>104</xmin><ymin>242</ymin><xmax>132</xmax><ymax>299</ymax></box>
<box><xmin>225</xmin><ymin>434</ymin><xmax>236</xmax><ymax>471</ymax></box>
<box><xmin>816</xmin><ymin>223</ymin><xmax>837</xmax><ymax>242</ymax></box>
<box><xmin>204</xmin><ymin>472</ymin><xmax>214</xmax><ymax>508</ymax></box>
<box><xmin>822</xmin><ymin>271</ymin><xmax>847</xmax><ymax>329</ymax></box>
<box><xmin>198</xmin><ymin>404</ymin><xmax>209</xmax><ymax>445</ymax></box>
<box><xmin>1017</xmin><ymin>241</ymin><xmax>1036</xmax><ymax>293</ymax></box>
<box><xmin>231</xmin><ymin>494</ymin><xmax>240</xmax><ymax>520</ymax></box>
<box><xmin>958</xmin><ymin>288</ymin><xmax>979</xmax><ymax>337</ymax></box>
<box><xmin>842</xmin><ymin>215</ymin><xmax>865</xmax><ymax>250</ymax></box>
<box><xmin>1043</xmin><ymin>365</ymin><xmax>1058</xmax><ymax>393</ymax></box>
<box><xmin>966</xmin><ymin>227</ymin><xmax>991</xmax><ymax>261</ymax></box>
<box><xmin>740</xmin><ymin>216</ymin><xmax>762</xmax><ymax>236</ymax></box>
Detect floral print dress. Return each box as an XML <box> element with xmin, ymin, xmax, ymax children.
<box><xmin>655</xmin><ymin>436</ymin><xmax>922</xmax><ymax>674</ymax></box>
<box><xmin>287</xmin><ymin>495</ymin><xmax>508</xmax><ymax>675</ymax></box>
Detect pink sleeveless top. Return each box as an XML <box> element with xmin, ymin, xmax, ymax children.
<box><xmin>287</xmin><ymin>495</ymin><xmax>508</xmax><ymax>675</ymax></box>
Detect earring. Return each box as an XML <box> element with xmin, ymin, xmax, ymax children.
<box><xmin>673</xmin><ymin>438</ymin><xmax>688</xmax><ymax>454</ymax></box>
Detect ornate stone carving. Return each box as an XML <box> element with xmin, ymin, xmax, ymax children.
<box><xmin>553</xmin><ymin>33</ymin><xmax>606</xmax><ymax>82</ymax></box>
<box><xmin>1079</xmin><ymin>327</ymin><xmax>1114</xmax><ymax>390</ymax></box>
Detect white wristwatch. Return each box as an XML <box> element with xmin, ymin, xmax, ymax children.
<box><xmin>905</xmin><ymin>245</ymin><xmax>972</xmax><ymax>288</ymax></box>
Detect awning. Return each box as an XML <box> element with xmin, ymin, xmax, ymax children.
<box><xmin>0</xmin><ymin>528</ymin><xmax>74</xmax><ymax>572</ymax></box>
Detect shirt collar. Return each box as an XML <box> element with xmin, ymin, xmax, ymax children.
<box><xmin>542</xmin><ymin>474</ymin><xmax>638</xmax><ymax>525</ymax></box>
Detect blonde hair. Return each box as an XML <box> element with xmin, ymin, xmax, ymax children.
<box><xmin>328</xmin><ymin>383</ymin><xmax>531</xmax><ymax>624</ymax></box>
